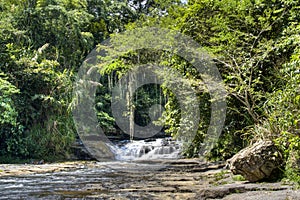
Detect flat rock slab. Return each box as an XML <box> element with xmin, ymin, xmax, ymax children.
<box><xmin>0</xmin><ymin>162</ymin><xmax>89</xmax><ymax>176</ymax></box>
<box><xmin>197</xmin><ymin>182</ymin><xmax>293</xmax><ymax>199</ymax></box>
<box><xmin>0</xmin><ymin>160</ymin><xmax>298</xmax><ymax>199</ymax></box>
<box><xmin>221</xmin><ymin>190</ymin><xmax>300</xmax><ymax>200</ymax></box>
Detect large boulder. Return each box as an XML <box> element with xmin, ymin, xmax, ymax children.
<box><xmin>227</xmin><ymin>140</ymin><xmax>284</xmax><ymax>182</ymax></box>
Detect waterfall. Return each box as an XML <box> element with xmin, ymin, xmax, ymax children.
<box><xmin>112</xmin><ymin>138</ymin><xmax>182</xmax><ymax>161</ymax></box>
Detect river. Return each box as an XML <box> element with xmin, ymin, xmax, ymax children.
<box><xmin>0</xmin><ymin>159</ymin><xmax>221</xmax><ymax>199</ymax></box>
<box><xmin>0</xmin><ymin>138</ymin><xmax>299</xmax><ymax>199</ymax></box>
<box><xmin>1</xmin><ymin>159</ymin><xmax>298</xmax><ymax>200</ymax></box>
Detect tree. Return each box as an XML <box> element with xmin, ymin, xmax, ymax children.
<box><xmin>0</xmin><ymin>0</ymin><xmax>95</xmax><ymax>160</ymax></box>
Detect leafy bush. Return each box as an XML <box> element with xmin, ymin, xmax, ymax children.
<box><xmin>0</xmin><ymin>73</ymin><xmax>28</xmax><ymax>157</ymax></box>
<box><xmin>25</xmin><ymin>115</ymin><xmax>76</xmax><ymax>159</ymax></box>
<box><xmin>266</xmin><ymin>61</ymin><xmax>300</xmax><ymax>182</ymax></box>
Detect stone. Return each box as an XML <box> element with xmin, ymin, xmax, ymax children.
<box><xmin>70</xmin><ymin>138</ymin><xmax>94</xmax><ymax>160</ymax></box>
<box><xmin>227</xmin><ymin>140</ymin><xmax>284</xmax><ymax>182</ymax></box>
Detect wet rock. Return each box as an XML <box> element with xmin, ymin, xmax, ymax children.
<box><xmin>81</xmin><ymin>136</ymin><xmax>116</xmax><ymax>161</ymax></box>
<box><xmin>70</xmin><ymin>138</ymin><xmax>94</xmax><ymax>160</ymax></box>
<box><xmin>222</xmin><ymin>189</ymin><xmax>300</xmax><ymax>200</ymax></box>
<box><xmin>198</xmin><ymin>184</ymin><xmax>247</xmax><ymax>199</ymax></box>
<box><xmin>138</xmin><ymin>146</ymin><xmax>153</xmax><ymax>156</ymax></box>
<box><xmin>0</xmin><ymin>160</ymin><xmax>297</xmax><ymax>199</ymax></box>
<box><xmin>197</xmin><ymin>182</ymin><xmax>293</xmax><ymax>200</ymax></box>
<box><xmin>144</xmin><ymin>138</ymin><xmax>156</xmax><ymax>142</ymax></box>
<box><xmin>228</xmin><ymin>140</ymin><xmax>284</xmax><ymax>182</ymax></box>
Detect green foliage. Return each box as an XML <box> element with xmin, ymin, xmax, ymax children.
<box><xmin>265</xmin><ymin>60</ymin><xmax>300</xmax><ymax>182</ymax></box>
<box><xmin>181</xmin><ymin>0</ymin><xmax>291</xmax><ymax>123</ymax></box>
<box><xmin>1</xmin><ymin>0</ymin><xmax>177</xmax><ymax>162</ymax></box>
<box><xmin>120</xmin><ymin>0</ymin><xmax>300</xmax><ymax>167</ymax></box>
<box><xmin>18</xmin><ymin>0</ymin><xmax>94</xmax><ymax>70</ymax></box>
<box><xmin>133</xmin><ymin>84</ymin><xmax>166</xmax><ymax>127</ymax></box>
<box><xmin>173</xmin><ymin>0</ymin><xmax>300</xmax><ymax>160</ymax></box>
<box><xmin>95</xmin><ymin>78</ymin><xmax>116</xmax><ymax>133</ymax></box>
<box><xmin>0</xmin><ymin>0</ymin><xmax>92</xmax><ymax>161</ymax></box>
<box><xmin>0</xmin><ymin>74</ymin><xmax>26</xmax><ymax>156</ymax></box>
<box><xmin>232</xmin><ymin>175</ymin><xmax>246</xmax><ymax>182</ymax></box>
<box><xmin>0</xmin><ymin>74</ymin><xmax>19</xmax><ymax>126</ymax></box>
<box><xmin>26</xmin><ymin>115</ymin><xmax>76</xmax><ymax>159</ymax></box>
<box><xmin>213</xmin><ymin>170</ymin><xmax>228</xmax><ymax>181</ymax></box>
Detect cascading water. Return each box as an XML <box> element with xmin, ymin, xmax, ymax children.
<box><xmin>112</xmin><ymin>138</ymin><xmax>182</xmax><ymax>161</ymax></box>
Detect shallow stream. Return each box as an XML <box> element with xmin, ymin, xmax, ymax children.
<box><xmin>0</xmin><ymin>138</ymin><xmax>187</xmax><ymax>199</ymax></box>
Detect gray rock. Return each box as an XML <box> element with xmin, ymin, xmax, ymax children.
<box><xmin>227</xmin><ymin>140</ymin><xmax>284</xmax><ymax>182</ymax></box>
<box><xmin>221</xmin><ymin>189</ymin><xmax>300</xmax><ymax>200</ymax></box>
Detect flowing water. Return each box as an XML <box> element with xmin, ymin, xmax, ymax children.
<box><xmin>0</xmin><ymin>161</ymin><xmax>173</xmax><ymax>199</ymax></box>
<box><xmin>0</xmin><ymin>151</ymin><xmax>295</xmax><ymax>199</ymax></box>
<box><xmin>113</xmin><ymin>138</ymin><xmax>182</xmax><ymax>160</ymax></box>
<box><xmin>0</xmin><ymin>138</ymin><xmax>187</xmax><ymax>199</ymax></box>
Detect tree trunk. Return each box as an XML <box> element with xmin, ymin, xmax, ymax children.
<box><xmin>128</xmin><ymin>73</ymin><xmax>135</xmax><ymax>141</ymax></box>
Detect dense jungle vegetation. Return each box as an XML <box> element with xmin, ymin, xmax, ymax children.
<box><xmin>0</xmin><ymin>0</ymin><xmax>299</xmax><ymax>182</ymax></box>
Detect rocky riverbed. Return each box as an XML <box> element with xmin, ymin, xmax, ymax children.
<box><xmin>0</xmin><ymin>159</ymin><xmax>299</xmax><ymax>199</ymax></box>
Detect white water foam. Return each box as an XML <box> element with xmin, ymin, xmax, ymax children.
<box><xmin>112</xmin><ymin>138</ymin><xmax>182</xmax><ymax>161</ymax></box>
